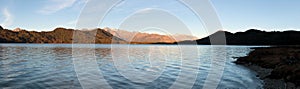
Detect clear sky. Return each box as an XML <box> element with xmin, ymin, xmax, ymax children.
<box><xmin>1</xmin><ymin>0</ymin><xmax>300</xmax><ymax>38</ymax></box>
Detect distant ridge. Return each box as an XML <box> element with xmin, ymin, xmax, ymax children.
<box><xmin>103</xmin><ymin>27</ymin><xmax>198</xmax><ymax>43</ymax></box>
<box><xmin>178</xmin><ymin>29</ymin><xmax>300</xmax><ymax>45</ymax></box>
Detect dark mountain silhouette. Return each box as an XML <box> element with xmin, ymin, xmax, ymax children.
<box><xmin>0</xmin><ymin>25</ymin><xmax>3</xmax><ymax>30</ymax></box>
<box><xmin>178</xmin><ymin>29</ymin><xmax>300</xmax><ymax>45</ymax></box>
<box><xmin>0</xmin><ymin>26</ymin><xmax>126</xmax><ymax>44</ymax></box>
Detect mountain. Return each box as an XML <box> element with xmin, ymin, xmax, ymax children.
<box><xmin>178</xmin><ymin>29</ymin><xmax>300</xmax><ymax>45</ymax></box>
<box><xmin>172</xmin><ymin>34</ymin><xmax>199</xmax><ymax>42</ymax></box>
<box><xmin>103</xmin><ymin>27</ymin><xmax>198</xmax><ymax>43</ymax></box>
<box><xmin>0</xmin><ymin>26</ymin><xmax>126</xmax><ymax>44</ymax></box>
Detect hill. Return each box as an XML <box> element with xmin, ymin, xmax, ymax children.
<box><xmin>0</xmin><ymin>26</ymin><xmax>126</xmax><ymax>44</ymax></box>
<box><xmin>178</xmin><ymin>29</ymin><xmax>300</xmax><ymax>45</ymax></box>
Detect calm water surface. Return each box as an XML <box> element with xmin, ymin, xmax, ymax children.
<box><xmin>0</xmin><ymin>44</ymin><xmax>264</xmax><ymax>89</ymax></box>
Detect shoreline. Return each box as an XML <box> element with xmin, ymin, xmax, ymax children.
<box><xmin>235</xmin><ymin>47</ymin><xmax>300</xmax><ymax>88</ymax></box>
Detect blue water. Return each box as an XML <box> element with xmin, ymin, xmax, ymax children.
<box><xmin>0</xmin><ymin>44</ymin><xmax>264</xmax><ymax>89</ymax></box>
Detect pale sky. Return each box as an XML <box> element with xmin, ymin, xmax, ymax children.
<box><xmin>1</xmin><ymin>0</ymin><xmax>300</xmax><ymax>38</ymax></box>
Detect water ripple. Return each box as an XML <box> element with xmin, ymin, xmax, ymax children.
<box><xmin>0</xmin><ymin>44</ymin><xmax>263</xmax><ymax>88</ymax></box>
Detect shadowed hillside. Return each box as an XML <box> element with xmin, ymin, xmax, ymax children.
<box><xmin>178</xmin><ymin>29</ymin><xmax>300</xmax><ymax>45</ymax></box>
<box><xmin>0</xmin><ymin>26</ymin><xmax>126</xmax><ymax>44</ymax></box>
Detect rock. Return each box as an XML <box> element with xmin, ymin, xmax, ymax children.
<box><xmin>235</xmin><ymin>47</ymin><xmax>300</xmax><ymax>88</ymax></box>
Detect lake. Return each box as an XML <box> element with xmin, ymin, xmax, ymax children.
<box><xmin>0</xmin><ymin>44</ymin><xmax>264</xmax><ymax>89</ymax></box>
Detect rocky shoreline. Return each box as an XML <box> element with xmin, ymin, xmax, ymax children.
<box><xmin>235</xmin><ymin>47</ymin><xmax>300</xmax><ymax>89</ymax></box>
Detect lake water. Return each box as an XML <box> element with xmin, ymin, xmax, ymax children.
<box><xmin>0</xmin><ymin>44</ymin><xmax>264</xmax><ymax>89</ymax></box>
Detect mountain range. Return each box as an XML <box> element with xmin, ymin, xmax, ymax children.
<box><xmin>0</xmin><ymin>26</ymin><xmax>197</xmax><ymax>44</ymax></box>
<box><xmin>178</xmin><ymin>29</ymin><xmax>300</xmax><ymax>45</ymax></box>
<box><xmin>3</xmin><ymin>25</ymin><xmax>300</xmax><ymax>45</ymax></box>
<box><xmin>103</xmin><ymin>27</ymin><xmax>198</xmax><ymax>43</ymax></box>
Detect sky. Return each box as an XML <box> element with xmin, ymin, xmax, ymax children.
<box><xmin>1</xmin><ymin>0</ymin><xmax>300</xmax><ymax>38</ymax></box>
